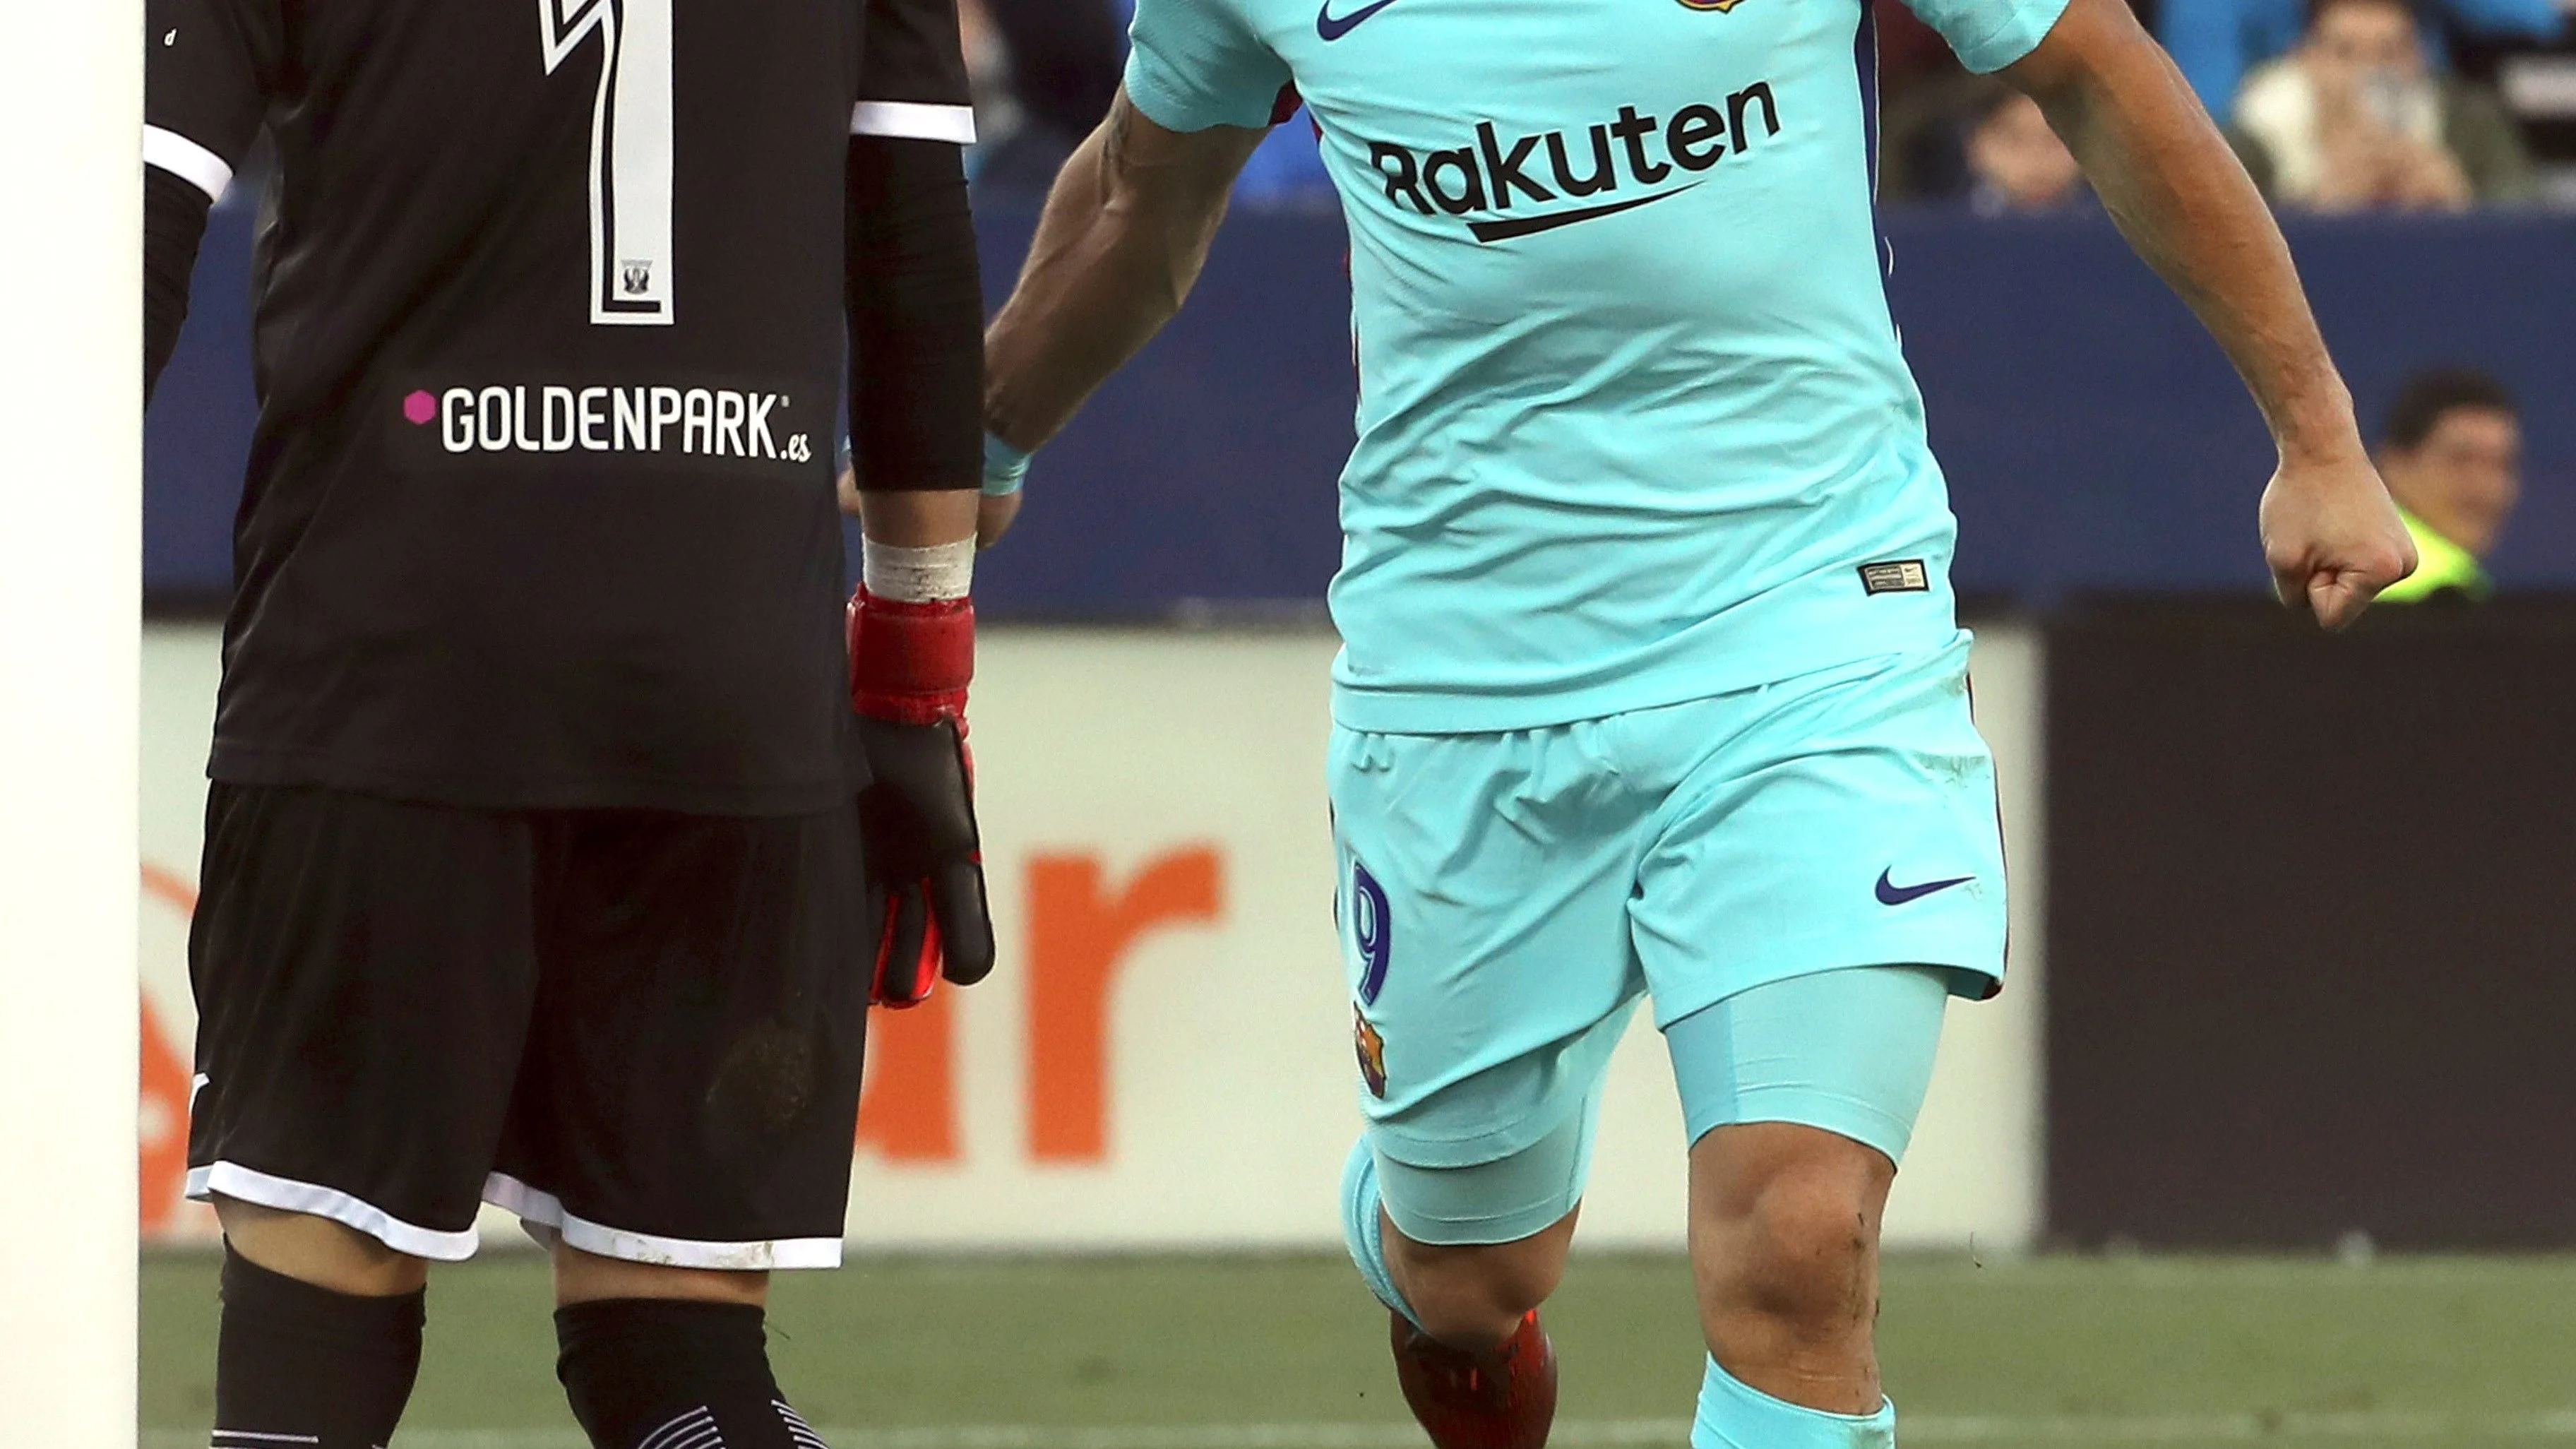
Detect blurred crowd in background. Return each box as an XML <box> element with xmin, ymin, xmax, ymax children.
<box><xmin>960</xmin><ymin>0</ymin><xmax>2576</xmax><ymax>210</ymax></box>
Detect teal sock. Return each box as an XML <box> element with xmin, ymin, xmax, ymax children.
<box><xmin>1339</xmin><ymin>1139</ymin><xmax>1424</xmax><ymax>1330</ymax></box>
<box><xmin>1692</xmin><ymin>1355</ymin><xmax>1895</xmax><ymax>1449</ymax></box>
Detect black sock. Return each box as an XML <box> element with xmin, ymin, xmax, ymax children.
<box><xmin>556</xmin><ymin>1298</ymin><xmax>826</xmax><ymax>1449</ymax></box>
<box><xmin>213</xmin><ymin>1246</ymin><xmax>425</xmax><ymax>1449</ymax></box>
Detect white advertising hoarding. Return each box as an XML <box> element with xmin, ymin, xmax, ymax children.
<box><xmin>2</xmin><ymin>0</ymin><xmax>142</xmax><ymax>1437</ymax></box>
<box><xmin>140</xmin><ymin>623</ymin><xmax>2044</xmax><ymax>1253</ymax></box>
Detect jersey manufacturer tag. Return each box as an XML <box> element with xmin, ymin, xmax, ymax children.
<box><xmin>1858</xmin><ymin>559</ymin><xmax>1930</xmax><ymax>596</ymax></box>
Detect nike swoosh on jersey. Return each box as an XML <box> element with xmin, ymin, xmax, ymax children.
<box><xmin>1876</xmin><ymin>869</ymin><xmax>1974</xmax><ymax>907</ymax></box>
<box><xmin>1467</xmin><ymin>185</ymin><xmax>1701</xmax><ymax>243</ymax></box>
<box><xmin>1318</xmin><ymin>0</ymin><xmax>1402</xmax><ymax>41</ymax></box>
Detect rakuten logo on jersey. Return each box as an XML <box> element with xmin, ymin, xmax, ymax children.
<box><xmin>1364</xmin><ymin>83</ymin><xmax>1782</xmax><ymax>242</ymax></box>
<box><xmin>406</xmin><ymin>385</ymin><xmax>816</xmax><ymax>463</ymax></box>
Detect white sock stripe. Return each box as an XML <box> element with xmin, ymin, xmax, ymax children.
<box><xmin>636</xmin><ymin>1409</ymin><xmax>715</xmax><ymax>1449</ymax></box>
<box><xmin>774</xmin><ymin>1403</ymin><xmax>830</xmax><ymax>1449</ymax></box>
<box><xmin>661</xmin><ymin>1428</ymin><xmax>725</xmax><ymax>1449</ymax></box>
<box><xmin>636</xmin><ymin>1407</ymin><xmax>719</xmax><ymax>1449</ymax></box>
<box><xmin>210</xmin><ymin>1432</ymin><xmax>323</xmax><ymax>1445</ymax></box>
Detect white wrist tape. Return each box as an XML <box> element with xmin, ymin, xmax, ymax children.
<box><xmin>862</xmin><ymin>537</ymin><xmax>975</xmax><ymax>603</ymax></box>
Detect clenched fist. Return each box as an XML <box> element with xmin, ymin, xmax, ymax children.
<box><xmin>2258</xmin><ymin>451</ymin><xmax>2418</xmax><ymax>631</ymax></box>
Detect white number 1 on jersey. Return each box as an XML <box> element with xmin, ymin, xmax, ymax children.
<box><xmin>542</xmin><ymin>0</ymin><xmax>675</xmax><ymax>326</ymax></box>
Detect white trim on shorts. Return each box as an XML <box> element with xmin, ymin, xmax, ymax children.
<box><xmin>186</xmin><ymin>1161</ymin><xmax>482</xmax><ymax>1261</ymax></box>
<box><xmin>484</xmin><ymin>1174</ymin><xmax>844</xmax><ymax>1271</ymax></box>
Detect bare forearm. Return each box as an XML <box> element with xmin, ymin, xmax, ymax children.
<box><xmin>2012</xmin><ymin>0</ymin><xmax>2363</xmax><ymax>464</ymax></box>
<box><xmin>984</xmin><ymin>97</ymin><xmax>1250</xmax><ymax>451</ymax></box>
<box><xmin>2003</xmin><ymin>0</ymin><xmax>2412</xmax><ymax>626</ymax></box>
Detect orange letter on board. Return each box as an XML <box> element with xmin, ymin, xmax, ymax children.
<box><xmin>1025</xmin><ymin>847</ymin><xmax>1223</xmax><ymax>1162</ymax></box>
<box><xmin>141</xmin><ymin>995</ymin><xmax>193</xmax><ymax>1232</ymax></box>
<box><xmin>855</xmin><ymin>989</ymin><xmax>960</xmax><ymax>1162</ymax></box>
<box><xmin>139</xmin><ymin>866</ymin><xmax>200</xmax><ymax>1231</ymax></box>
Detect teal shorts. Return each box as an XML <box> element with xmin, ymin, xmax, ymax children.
<box><xmin>1332</xmin><ymin>632</ymin><xmax>2006</xmax><ymax>1229</ymax></box>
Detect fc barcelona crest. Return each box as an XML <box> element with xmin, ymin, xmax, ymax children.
<box><xmin>1676</xmin><ymin>0</ymin><xmax>1750</xmax><ymax>11</ymax></box>
<box><xmin>1354</xmin><ymin>1008</ymin><xmax>1389</xmax><ymax>1099</ymax></box>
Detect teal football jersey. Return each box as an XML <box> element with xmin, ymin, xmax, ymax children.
<box><xmin>1129</xmin><ymin>0</ymin><xmax>2071</xmax><ymax>732</ymax></box>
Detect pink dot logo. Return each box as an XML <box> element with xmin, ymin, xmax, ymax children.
<box><xmin>402</xmin><ymin>390</ymin><xmax>439</xmax><ymax>426</ymax></box>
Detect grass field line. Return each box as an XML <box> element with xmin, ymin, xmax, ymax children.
<box><xmin>1886</xmin><ymin>1260</ymin><xmax>2576</xmax><ymax>1289</ymax></box>
<box><xmin>139</xmin><ymin>1410</ymin><xmax>2576</xmax><ymax>1448</ymax></box>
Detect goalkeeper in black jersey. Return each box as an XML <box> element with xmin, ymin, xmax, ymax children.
<box><xmin>144</xmin><ymin>1</ymin><xmax>995</xmax><ymax>1444</ymax></box>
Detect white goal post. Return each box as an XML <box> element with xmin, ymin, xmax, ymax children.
<box><xmin>0</xmin><ymin>0</ymin><xmax>144</xmax><ymax>1441</ymax></box>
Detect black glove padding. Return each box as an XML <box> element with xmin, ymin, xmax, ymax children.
<box><xmin>854</xmin><ymin>713</ymin><xmax>994</xmax><ymax>1006</ymax></box>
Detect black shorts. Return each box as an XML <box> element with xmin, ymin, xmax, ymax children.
<box><xmin>184</xmin><ymin>782</ymin><xmax>872</xmax><ymax>1268</ymax></box>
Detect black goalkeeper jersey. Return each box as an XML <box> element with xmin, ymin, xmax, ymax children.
<box><xmin>145</xmin><ymin>0</ymin><xmax>974</xmax><ymax>814</ymax></box>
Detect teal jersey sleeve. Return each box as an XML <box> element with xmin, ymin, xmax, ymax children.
<box><xmin>1901</xmin><ymin>0</ymin><xmax>2075</xmax><ymax>73</ymax></box>
<box><xmin>1125</xmin><ymin>0</ymin><xmax>1294</xmax><ymax>132</ymax></box>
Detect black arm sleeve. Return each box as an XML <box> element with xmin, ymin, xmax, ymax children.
<box><xmin>846</xmin><ymin>137</ymin><xmax>984</xmax><ymax>493</ymax></box>
<box><xmin>145</xmin><ymin>169</ymin><xmax>215</xmax><ymax>403</ymax></box>
<box><xmin>145</xmin><ymin>0</ymin><xmax>277</xmax><ymax>402</ymax></box>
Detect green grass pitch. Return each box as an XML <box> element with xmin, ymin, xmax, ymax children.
<box><xmin>142</xmin><ymin>1253</ymin><xmax>2576</xmax><ymax>1447</ymax></box>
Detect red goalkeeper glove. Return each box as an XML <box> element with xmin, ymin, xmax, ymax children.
<box><xmin>848</xmin><ymin>585</ymin><xmax>994</xmax><ymax>1007</ymax></box>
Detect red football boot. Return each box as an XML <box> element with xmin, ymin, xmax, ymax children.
<box><xmin>1389</xmin><ymin>1308</ymin><xmax>1559</xmax><ymax>1449</ymax></box>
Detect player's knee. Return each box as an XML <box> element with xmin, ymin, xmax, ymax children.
<box><xmin>1693</xmin><ymin>1140</ymin><xmax>1885</xmax><ymax>1347</ymax></box>
<box><xmin>1724</xmin><ymin>1190</ymin><xmax>1875</xmax><ymax>1342</ymax></box>
<box><xmin>1386</xmin><ymin>1217</ymin><xmax>1571</xmax><ymax>1349</ymax></box>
